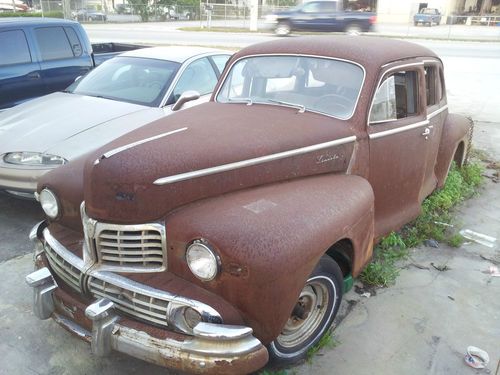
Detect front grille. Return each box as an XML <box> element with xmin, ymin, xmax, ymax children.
<box><xmin>88</xmin><ymin>277</ymin><xmax>170</xmax><ymax>327</ymax></box>
<box><xmin>44</xmin><ymin>243</ymin><xmax>82</xmax><ymax>292</ymax></box>
<box><xmin>95</xmin><ymin>228</ymin><xmax>164</xmax><ymax>268</ymax></box>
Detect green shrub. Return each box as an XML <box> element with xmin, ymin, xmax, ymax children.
<box><xmin>0</xmin><ymin>12</ymin><xmax>64</xmax><ymax>18</ymax></box>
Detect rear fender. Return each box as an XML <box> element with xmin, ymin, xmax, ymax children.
<box><xmin>164</xmin><ymin>174</ymin><xmax>374</xmax><ymax>343</ymax></box>
<box><xmin>435</xmin><ymin>113</ymin><xmax>472</xmax><ymax>188</ymax></box>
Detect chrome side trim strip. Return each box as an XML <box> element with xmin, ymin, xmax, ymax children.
<box><xmin>427</xmin><ymin>105</ymin><xmax>448</xmax><ymax>120</ymax></box>
<box><xmin>369</xmin><ymin>120</ymin><xmax>430</xmax><ymax>140</ymax></box>
<box><xmin>154</xmin><ymin>136</ymin><xmax>357</xmax><ymax>185</ymax></box>
<box><xmin>95</xmin><ymin>127</ymin><xmax>188</xmax><ymax>164</ymax></box>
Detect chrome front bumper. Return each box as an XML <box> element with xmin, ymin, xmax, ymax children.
<box><xmin>26</xmin><ymin>266</ymin><xmax>268</xmax><ymax>374</ymax></box>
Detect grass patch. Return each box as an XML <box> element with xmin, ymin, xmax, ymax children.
<box><xmin>259</xmin><ymin>370</ymin><xmax>292</xmax><ymax>375</ymax></box>
<box><xmin>361</xmin><ymin>162</ymin><xmax>483</xmax><ymax>287</ymax></box>
<box><xmin>306</xmin><ymin>330</ymin><xmax>339</xmax><ymax>362</ymax></box>
<box><xmin>179</xmin><ymin>26</ymin><xmax>268</xmax><ymax>33</ymax></box>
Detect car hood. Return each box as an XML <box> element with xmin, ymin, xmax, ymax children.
<box><xmin>0</xmin><ymin>92</ymin><xmax>154</xmax><ymax>159</ymax></box>
<box><xmin>62</xmin><ymin>101</ymin><xmax>356</xmax><ymax>223</ymax></box>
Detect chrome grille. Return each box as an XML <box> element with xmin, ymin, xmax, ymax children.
<box><xmin>44</xmin><ymin>243</ymin><xmax>82</xmax><ymax>292</ymax></box>
<box><xmin>93</xmin><ymin>223</ymin><xmax>166</xmax><ymax>271</ymax></box>
<box><xmin>88</xmin><ymin>277</ymin><xmax>169</xmax><ymax>327</ymax></box>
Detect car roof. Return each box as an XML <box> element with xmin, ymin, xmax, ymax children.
<box><xmin>121</xmin><ymin>46</ymin><xmax>231</xmax><ymax>63</ymax></box>
<box><xmin>233</xmin><ymin>35</ymin><xmax>439</xmax><ymax>69</ymax></box>
<box><xmin>0</xmin><ymin>17</ymin><xmax>79</xmax><ymax>27</ymax></box>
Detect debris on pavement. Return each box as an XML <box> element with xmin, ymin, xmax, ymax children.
<box><xmin>459</xmin><ymin>229</ymin><xmax>497</xmax><ymax>248</ymax></box>
<box><xmin>464</xmin><ymin>346</ymin><xmax>490</xmax><ymax>369</ymax></box>
<box><xmin>361</xmin><ymin>292</ymin><xmax>371</xmax><ymax>298</ymax></box>
<box><xmin>483</xmin><ymin>265</ymin><xmax>500</xmax><ymax>277</ymax></box>
<box><xmin>431</xmin><ymin>263</ymin><xmax>451</xmax><ymax>271</ymax></box>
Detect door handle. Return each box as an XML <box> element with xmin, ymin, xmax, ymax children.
<box><xmin>27</xmin><ymin>72</ymin><xmax>41</xmax><ymax>80</ymax></box>
<box><xmin>422</xmin><ymin>127</ymin><xmax>431</xmax><ymax>139</ymax></box>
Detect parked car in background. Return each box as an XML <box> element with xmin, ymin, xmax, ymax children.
<box><xmin>414</xmin><ymin>8</ymin><xmax>442</xmax><ymax>26</ymax></box>
<box><xmin>265</xmin><ymin>0</ymin><xmax>376</xmax><ymax>35</ymax></box>
<box><xmin>0</xmin><ymin>47</ymin><xmax>231</xmax><ymax>198</ymax></box>
<box><xmin>115</xmin><ymin>4</ymin><xmax>132</xmax><ymax>14</ymax></box>
<box><xmin>73</xmin><ymin>8</ymin><xmax>107</xmax><ymax>22</ymax></box>
<box><xmin>27</xmin><ymin>36</ymin><xmax>471</xmax><ymax>374</ymax></box>
<box><xmin>0</xmin><ymin>17</ymin><xmax>143</xmax><ymax>110</ymax></box>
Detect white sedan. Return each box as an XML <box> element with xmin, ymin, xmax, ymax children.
<box><xmin>0</xmin><ymin>46</ymin><xmax>231</xmax><ymax>198</ymax></box>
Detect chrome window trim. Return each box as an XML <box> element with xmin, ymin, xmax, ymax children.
<box><xmin>367</xmin><ymin>62</ymin><xmax>424</xmax><ymax>126</ymax></box>
<box><xmin>368</xmin><ymin>120</ymin><xmax>430</xmax><ymax>140</ymax></box>
<box><xmin>154</xmin><ymin>136</ymin><xmax>357</xmax><ymax>185</ymax></box>
<box><xmin>214</xmin><ymin>53</ymin><xmax>367</xmax><ymax>121</ymax></box>
<box><xmin>427</xmin><ymin>104</ymin><xmax>448</xmax><ymax>120</ymax></box>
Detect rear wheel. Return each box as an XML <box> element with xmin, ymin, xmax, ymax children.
<box><xmin>268</xmin><ymin>256</ymin><xmax>343</xmax><ymax>366</ymax></box>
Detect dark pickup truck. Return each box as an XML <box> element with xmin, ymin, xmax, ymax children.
<box><xmin>264</xmin><ymin>1</ymin><xmax>376</xmax><ymax>35</ymax></box>
<box><xmin>0</xmin><ymin>17</ymin><xmax>142</xmax><ymax>110</ymax></box>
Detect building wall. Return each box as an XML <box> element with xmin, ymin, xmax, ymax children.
<box><xmin>376</xmin><ymin>0</ymin><xmax>458</xmax><ymax>23</ymax></box>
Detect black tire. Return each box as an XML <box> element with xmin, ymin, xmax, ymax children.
<box><xmin>267</xmin><ymin>255</ymin><xmax>343</xmax><ymax>367</ymax></box>
<box><xmin>275</xmin><ymin>21</ymin><xmax>291</xmax><ymax>36</ymax></box>
<box><xmin>345</xmin><ymin>23</ymin><xmax>363</xmax><ymax>36</ymax></box>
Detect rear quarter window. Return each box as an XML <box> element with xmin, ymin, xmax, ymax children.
<box><xmin>0</xmin><ymin>30</ymin><xmax>31</xmax><ymax>66</ymax></box>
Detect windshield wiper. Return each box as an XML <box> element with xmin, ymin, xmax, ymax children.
<box><xmin>228</xmin><ymin>98</ymin><xmax>253</xmax><ymax>105</ymax></box>
<box><xmin>266</xmin><ymin>99</ymin><xmax>305</xmax><ymax>113</ymax></box>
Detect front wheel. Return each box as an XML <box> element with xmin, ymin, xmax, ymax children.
<box><xmin>268</xmin><ymin>256</ymin><xmax>343</xmax><ymax>366</ymax></box>
<box><xmin>275</xmin><ymin>21</ymin><xmax>291</xmax><ymax>36</ymax></box>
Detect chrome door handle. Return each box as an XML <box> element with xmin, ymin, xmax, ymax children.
<box><xmin>422</xmin><ymin>128</ymin><xmax>431</xmax><ymax>136</ymax></box>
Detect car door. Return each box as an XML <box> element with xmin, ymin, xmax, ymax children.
<box><xmin>164</xmin><ymin>55</ymin><xmax>229</xmax><ymax>109</ymax></box>
<box><xmin>0</xmin><ymin>28</ymin><xmax>43</xmax><ymax>109</ymax></box>
<box><xmin>33</xmin><ymin>26</ymin><xmax>92</xmax><ymax>95</ymax></box>
<box><xmin>420</xmin><ymin>60</ymin><xmax>447</xmax><ymax>199</ymax></box>
<box><xmin>367</xmin><ymin>62</ymin><xmax>430</xmax><ymax>238</ymax></box>
<box><xmin>293</xmin><ymin>1</ymin><xmax>340</xmax><ymax>31</ymax></box>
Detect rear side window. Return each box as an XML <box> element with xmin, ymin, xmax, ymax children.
<box><xmin>35</xmin><ymin>27</ymin><xmax>74</xmax><ymax>61</ymax></box>
<box><xmin>370</xmin><ymin>70</ymin><xmax>419</xmax><ymax>123</ymax></box>
<box><xmin>424</xmin><ymin>66</ymin><xmax>437</xmax><ymax>107</ymax></box>
<box><xmin>64</xmin><ymin>26</ymin><xmax>83</xmax><ymax>57</ymax></box>
<box><xmin>0</xmin><ymin>30</ymin><xmax>31</xmax><ymax>66</ymax></box>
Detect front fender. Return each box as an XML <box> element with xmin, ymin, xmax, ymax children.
<box><xmin>435</xmin><ymin>113</ymin><xmax>472</xmax><ymax>187</ymax></box>
<box><xmin>164</xmin><ymin>174</ymin><xmax>374</xmax><ymax>344</ymax></box>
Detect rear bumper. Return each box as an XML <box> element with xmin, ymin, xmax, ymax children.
<box><xmin>26</xmin><ymin>266</ymin><xmax>268</xmax><ymax>374</ymax></box>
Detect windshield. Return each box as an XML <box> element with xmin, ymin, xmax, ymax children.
<box><xmin>68</xmin><ymin>56</ymin><xmax>180</xmax><ymax>107</ymax></box>
<box><xmin>217</xmin><ymin>55</ymin><xmax>364</xmax><ymax>119</ymax></box>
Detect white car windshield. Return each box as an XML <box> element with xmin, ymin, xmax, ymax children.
<box><xmin>217</xmin><ymin>55</ymin><xmax>364</xmax><ymax>119</ymax></box>
<box><xmin>68</xmin><ymin>56</ymin><xmax>180</xmax><ymax>107</ymax></box>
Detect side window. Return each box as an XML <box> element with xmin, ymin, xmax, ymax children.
<box><xmin>424</xmin><ymin>65</ymin><xmax>437</xmax><ymax>107</ymax></box>
<box><xmin>64</xmin><ymin>27</ymin><xmax>83</xmax><ymax>57</ymax></box>
<box><xmin>302</xmin><ymin>2</ymin><xmax>320</xmax><ymax>13</ymax></box>
<box><xmin>0</xmin><ymin>30</ymin><xmax>31</xmax><ymax>66</ymax></box>
<box><xmin>35</xmin><ymin>27</ymin><xmax>74</xmax><ymax>61</ymax></box>
<box><xmin>370</xmin><ymin>70</ymin><xmax>419</xmax><ymax>123</ymax></box>
<box><xmin>172</xmin><ymin>58</ymin><xmax>218</xmax><ymax>101</ymax></box>
<box><xmin>438</xmin><ymin>67</ymin><xmax>446</xmax><ymax>102</ymax></box>
<box><xmin>210</xmin><ymin>55</ymin><xmax>231</xmax><ymax>75</ymax></box>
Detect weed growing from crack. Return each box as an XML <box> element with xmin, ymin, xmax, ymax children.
<box><xmin>361</xmin><ymin>162</ymin><xmax>483</xmax><ymax>287</ymax></box>
<box><xmin>306</xmin><ymin>330</ymin><xmax>339</xmax><ymax>363</ymax></box>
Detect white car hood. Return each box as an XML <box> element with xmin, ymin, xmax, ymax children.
<box><xmin>0</xmin><ymin>92</ymin><xmax>165</xmax><ymax>159</ymax></box>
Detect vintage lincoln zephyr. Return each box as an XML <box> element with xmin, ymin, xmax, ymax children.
<box><xmin>26</xmin><ymin>36</ymin><xmax>472</xmax><ymax>374</ymax></box>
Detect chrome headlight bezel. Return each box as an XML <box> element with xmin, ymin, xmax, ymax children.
<box><xmin>39</xmin><ymin>188</ymin><xmax>60</xmax><ymax>219</ymax></box>
<box><xmin>3</xmin><ymin>152</ymin><xmax>67</xmax><ymax>167</ymax></box>
<box><xmin>186</xmin><ymin>240</ymin><xmax>220</xmax><ymax>282</ymax></box>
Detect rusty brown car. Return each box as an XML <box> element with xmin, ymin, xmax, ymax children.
<box><xmin>26</xmin><ymin>36</ymin><xmax>472</xmax><ymax>374</ymax></box>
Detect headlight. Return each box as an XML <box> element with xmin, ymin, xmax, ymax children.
<box><xmin>39</xmin><ymin>188</ymin><xmax>60</xmax><ymax>219</ymax></box>
<box><xmin>3</xmin><ymin>152</ymin><xmax>66</xmax><ymax>166</ymax></box>
<box><xmin>186</xmin><ymin>241</ymin><xmax>219</xmax><ymax>281</ymax></box>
